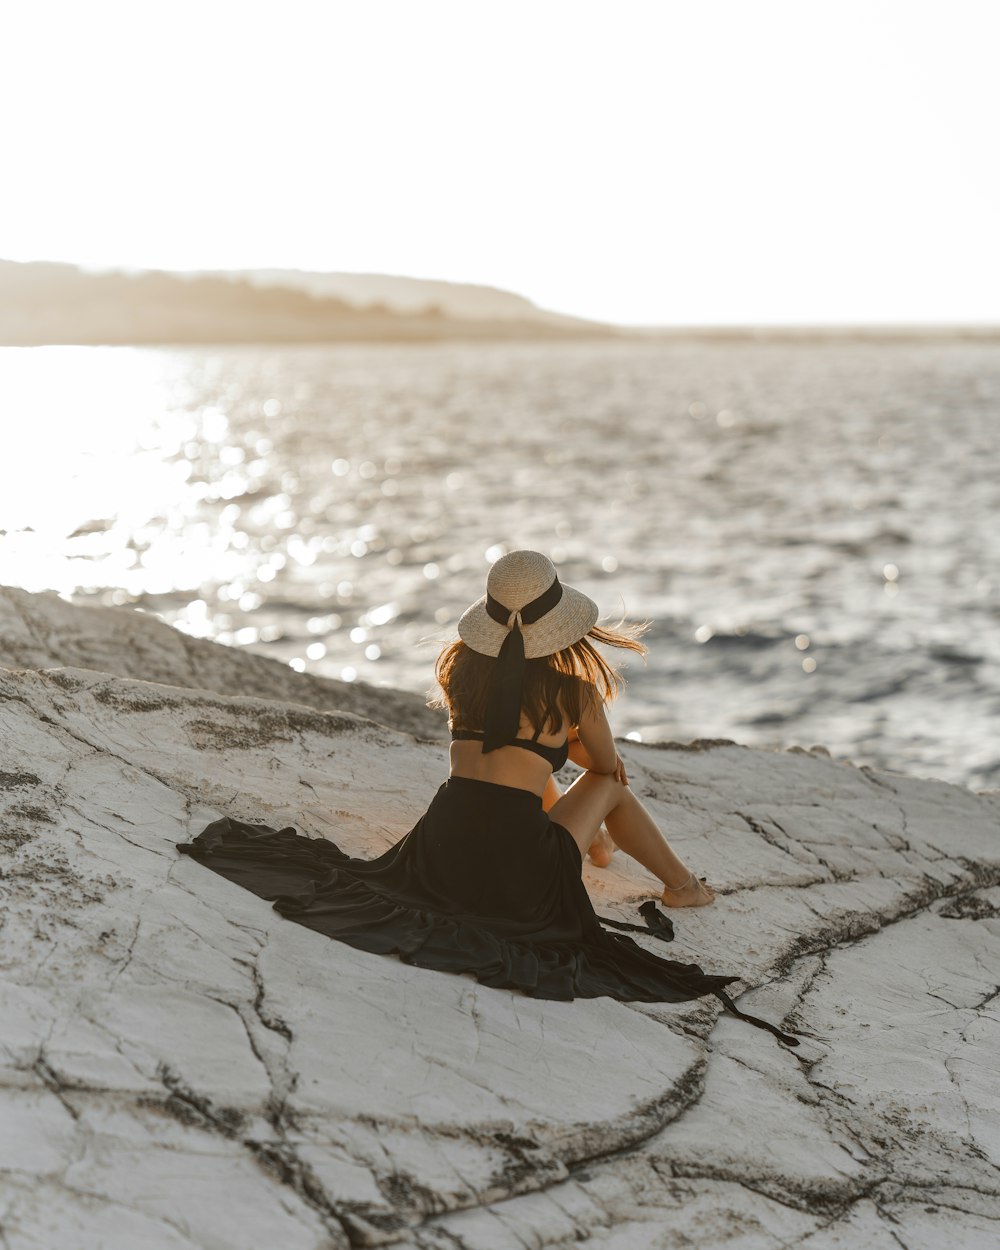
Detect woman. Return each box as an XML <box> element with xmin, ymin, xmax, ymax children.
<box><xmin>436</xmin><ymin>550</ymin><xmax>716</xmax><ymax>907</ymax></box>
<box><xmin>178</xmin><ymin>550</ymin><xmax>798</xmax><ymax>1046</ymax></box>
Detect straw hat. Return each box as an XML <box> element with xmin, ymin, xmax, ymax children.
<box><xmin>458</xmin><ymin>550</ymin><xmax>599</xmax><ymax>659</ymax></box>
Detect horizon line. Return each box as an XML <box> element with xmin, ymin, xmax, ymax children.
<box><xmin>3</xmin><ymin>255</ymin><xmax>999</xmax><ymax>333</ymax></box>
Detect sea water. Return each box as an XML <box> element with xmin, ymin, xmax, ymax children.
<box><xmin>2</xmin><ymin>339</ymin><xmax>998</xmax><ymax>790</ymax></box>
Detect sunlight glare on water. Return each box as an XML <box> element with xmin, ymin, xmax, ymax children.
<box><xmin>2</xmin><ymin>339</ymin><xmax>999</xmax><ymax>791</ymax></box>
<box><xmin>3</xmin><ymin>347</ymin><xmax>203</xmax><ymax>594</ymax></box>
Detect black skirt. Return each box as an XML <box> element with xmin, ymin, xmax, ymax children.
<box><xmin>176</xmin><ymin>775</ymin><xmax>799</xmax><ymax>1045</ymax></box>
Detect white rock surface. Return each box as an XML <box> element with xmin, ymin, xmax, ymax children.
<box><xmin>1</xmin><ymin>590</ymin><xmax>998</xmax><ymax>1249</ymax></box>
<box><xmin>0</xmin><ymin>585</ymin><xmax>444</xmax><ymax>740</ymax></box>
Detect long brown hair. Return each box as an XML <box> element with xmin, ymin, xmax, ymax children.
<box><xmin>430</xmin><ymin>622</ymin><xmax>649</xmax><ymax>736</ymax></box>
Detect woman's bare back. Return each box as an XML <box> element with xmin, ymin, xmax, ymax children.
<box><xmin>449</xmin><ymin>709</ymin><xmax>572</xmax><ymax>796</ymax></box>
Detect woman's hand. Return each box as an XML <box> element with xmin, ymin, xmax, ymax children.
<box><xmin>614</xmin><ymin>753</ymin><xmax>629</xmax><ymax>787</ymax></box>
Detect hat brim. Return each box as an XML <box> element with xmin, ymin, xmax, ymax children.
<box><xmin>457</xmin><ymin>583</ymin><xmax>600</xmax><ymax>659</ymax></box>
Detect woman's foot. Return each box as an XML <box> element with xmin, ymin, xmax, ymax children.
<box><xmin>587</xmin><ymin>826</ymin><xmax>616</xmax><ymax>868</ymax></box>
<box><xmin>660</xmin><ymin>872</ymin><xmax>716</xmax><ymax>907</ymax></box>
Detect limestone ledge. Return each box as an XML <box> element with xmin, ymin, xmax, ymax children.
<box><xmin>0</xmin><ymin>590</ymin><xmax>999</xmax><ymax>1250</ymax></box>
<box><xmin>0</xmin><ymin>584</ymin><xmax>445</xmax><ymax>741</ymax></box>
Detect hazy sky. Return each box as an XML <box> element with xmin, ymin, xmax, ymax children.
<box><xmin>5</xmin><ymin>1</ymin><xmax>998</xmax><ymax>326</ymax></box>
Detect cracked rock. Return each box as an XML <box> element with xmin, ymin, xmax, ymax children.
<box><xmin>1</xmin><ymin>588</ymin><xmax>999</xmax><ymax>1250</ymax></box>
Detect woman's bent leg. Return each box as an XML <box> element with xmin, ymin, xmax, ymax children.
<box><xmin>549</xmin><ymin>772</ymin><xmax>715</xmax><ymax>906</ymax></box>
<box><xmin>544</xmin><ymin>773</ymin><xmax>615</xmax><ymax>866</ymax></box>
<box><xmin>603</xmin><ymin>787</ymin><xmax>714</xmax><ymax>903</ymax></box>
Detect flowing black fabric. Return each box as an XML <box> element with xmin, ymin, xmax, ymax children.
<box><xmin>482</xmin><ymin>576</ymin><xmax>563</xmax><ymax>753</ymax></box>
<box><xmin>482</xmin><ymin>623</ymin><xmax>527</xmax><ymax>753</ymax></box>
<box><xmin>176</xmin><ymin>776</ymin><xmax>799</xmax><ymax>1045</ymax></box>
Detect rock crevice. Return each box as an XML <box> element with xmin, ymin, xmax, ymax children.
<box><xmin>2</xmin><ymin>586</ymin><xmax>999</xmax><ymax>1250</ymax></box>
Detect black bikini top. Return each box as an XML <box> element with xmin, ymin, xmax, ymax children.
<box><xmin>450</xmin><ymin>725</ymin><xmax>570</xmax><ymax>771</ymax></box>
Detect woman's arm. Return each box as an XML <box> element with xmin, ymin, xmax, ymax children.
<box><xmin>571</xmin><ymin>695</ymin><xmax>628</xmax><ymax>784</ymax></box>
<box><xmin>565</xmin><ymin>722</ymin><xmax>596</xmax><ymax>771</ymax></box>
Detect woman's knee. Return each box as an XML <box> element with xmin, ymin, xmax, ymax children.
<box><xmin>575</xmin><ymin>768</ymin><xmax>628</xmax><ymax>818</ymax></box>
<box><xmin>581</xmin><ymin>768</ymin><xmax>627</xmax><ymax>795</ymax></box>
<box><xmin>548</xmin><ymin>770</ymin><xmax>626</xmax><ymax>849</ymax></box>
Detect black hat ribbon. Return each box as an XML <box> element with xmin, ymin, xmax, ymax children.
<box><xmin>482</xmin><ymin>574</ymin><xmax>563</xmax><ymax>753</ymax></box>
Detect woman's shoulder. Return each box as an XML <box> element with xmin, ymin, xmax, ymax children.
<box><xmin>555</xmin><ymin>675</ymin><xmax>604</xmax><ymax>721</ymax></box>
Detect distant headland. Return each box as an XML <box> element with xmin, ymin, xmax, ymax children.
<box><xmin>1</xmin><ymin>258</ymin><xmax>997</xmax><ymax>345</ymax></box>
<box><xmin>0</xmin><ymin>259</ymin><xmax>622</xmax><ymax>345</ymax></box>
